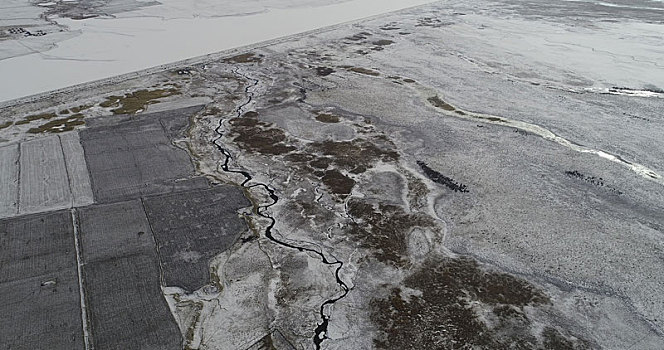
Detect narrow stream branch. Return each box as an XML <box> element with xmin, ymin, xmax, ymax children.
<box><xmin>211</xmin><ymin>68</ymin><xmax>350</xmax><ymax>349</ymax></box>
<box><xmin>422</xmin><ymin>90</ymin><xmax>663</xmax><ymax>186</ymax></box>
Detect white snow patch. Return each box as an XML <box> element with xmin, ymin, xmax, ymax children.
<box><xmin>585</xmin><ymin>87</ymin><xmax>664</xmax><ymax>98</ymax></box>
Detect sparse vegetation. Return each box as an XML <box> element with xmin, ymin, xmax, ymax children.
<box><xmin>223</xmin><ymin>53</ymin><xmax>263</xmax><ymax>64</ymax></box>
<box><xmin>101</xmin><ymin>88</ymin><xmax>180</xmax><ymax>115</ymax></box>
<box><xmin>373</xmin><ymin>39</ymin><xmax>394</xmax><ymax>46</ymax></box>
<box><xmin>370</xmin><ymin>257</ymin><xmax>593</xmax><ymax>350</ymax></box>
<box><xmin>315</xmin><ymin>113</ymin><xmax>340</xmax><ymax>123</ymax></box>
<box><xmin>347</xmin><ymin>199</ymin><xmax>434</xmax><ymax>265</ymax></box>
<box><xmin>27</xmin><ymin>114</ymin><xmax>85</xmax><ymax>133</ymax></box>
<box><xmin>15</xmin><ymin>112</ymin><xmax>57</xmax><ymax>125</ymax></box>
<box><xmin>315</xmin><ymin>67</ymin><xmax>335</xmax><ymax>76</ymax></box>
<box><xmin>428</xmin><ymin>95</ymin><xmax>455</xmax><ymax>111</ymax></box>
<box><xmin>349</xmin><ymin>67</ymin><xmax>380</xmax><ymax>76</ymax></box>
<box><xmin>228</xmin><ymin>111</ymin><xmax>295</xmax><ymax>155</ymax></box>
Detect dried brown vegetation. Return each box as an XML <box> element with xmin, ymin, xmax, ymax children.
<box><xmin>349</xmin><ymin>67</ymin><xmax>381</xmax><ymax>76</ymax></box>
<box><xmin>428</xmin><ymin>95</ymin><xmax>455</xmax><ymax>111</ymax></box>
<box><xmin>315</xmin><ymin>113</ymin><xmax>340</xmax><ymax>123</ymax></box>
<box><xmin>371</xmin><ymin>258</ymin><xmax>590</xmax><ymax>349</ymax></box>
<box><xmin>347</xmin><ymin>199</ymin><xmax>434</xmax><ymax>266</ymax></box>
<box><xmin>101</xmin><ymin>88</ymin><xmax>180</xmax><ymax>115</ymax></box>
<box><xmin>27</xmin><ymin>114</ymin><xmax>85</xmax><ymax>133</ymax></box>
<box><xmin>228</xmin><ymin>111</ymin><xmax>295</xmax><ymax>155</ymax></box>
<box><xmin>223</xmin><ymin>53</ymin><xmax>263</xmax><ymax>64</ymax></box>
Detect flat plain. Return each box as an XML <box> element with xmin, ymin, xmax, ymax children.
<box><xmin>0</xmin><ymin>210</ymin><xmax>83</xmax><ymax>349</ymax></box>
<box><xmin>1</xmin><ymin>0</ymin><xmax>663</xmax><ymax>349</ymax></box>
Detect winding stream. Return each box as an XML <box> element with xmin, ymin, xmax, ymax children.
<box><xmin>212</xmin><ymin>68</ymin><xmax>350</xmax><ymax>349</ymax></box>
<box><xmin>421</xmin><ymin>89</ymin><xmax>664</xmax><ymax>186</ymax></box>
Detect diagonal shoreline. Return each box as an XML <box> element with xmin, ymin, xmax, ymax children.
<box><xmin>0</xmin><ymin>1</ymin><xmax>437</xmax><ymax>109</ymax></box>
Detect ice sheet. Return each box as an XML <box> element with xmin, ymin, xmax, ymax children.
<box><xmin>0</xmin><ymin>0</ymin><xmax>435</xmax><ymax>102</ymax></box>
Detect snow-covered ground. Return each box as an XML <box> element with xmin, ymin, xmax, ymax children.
<box><xmin>0</xmin><ymin>0</ymin><xmax>436</xmax><ymax>102</ymax></box>
<box><xmin>2</xmin><ymin>0</ymin><xmax>663</xmax><ymax>103</ymax></box>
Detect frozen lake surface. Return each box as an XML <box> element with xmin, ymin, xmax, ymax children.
<box><xmin>0</xmin><ymin>0</ymin><xmax>435</xmax><ymax>102</ymax></box>
<box><xmin>1</xmin><ymin>0</ymin><xmax>663</xmax><ymax>103</ymax></box>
